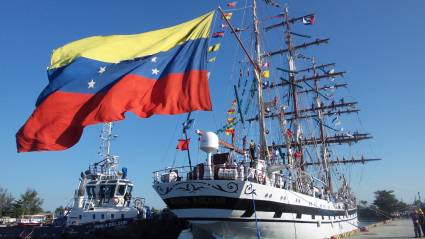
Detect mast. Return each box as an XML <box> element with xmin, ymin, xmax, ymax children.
<box><xmin>252</xmin><ymin>0</ymin><xmax>270</xmax><ymax>160</ymax></box>
<box><xmin>311</xmin><ymin>58</ymin><xmax>332</xmax><ymax>192</ymax></box>
<box><xmin>249</xmin><ymin>5</ymin><xmax>381</xmax><ymax>197</ymax></box>
<box><xmin>282</xmin><ymin>7</ymin><xmax>303</xmax><ymax>170</ymax></box>
<box><xmin>183</xmin><ymin>113</ymin><xmax>193</xmax><ymax>171</ymax></box>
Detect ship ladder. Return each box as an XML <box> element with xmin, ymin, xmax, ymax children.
<box><xmin>85</xmin><ymin>197</ymin><xmax>95</xmax><ymax>211</ymax></box>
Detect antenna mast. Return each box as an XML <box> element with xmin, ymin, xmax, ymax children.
<box><xmin>98</xmin><ymin>122</ymin><xmax>119</xmax><ymax>176</ymax></box>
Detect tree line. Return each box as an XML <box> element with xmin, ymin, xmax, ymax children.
<box><xmin>358</xmin><ymin>190</ymin><xmax>409</xmax><ymax>220</ymax></box>
<box><xmin>0</xmin><ymin>187</ymin><xmax>44</xmax><ymax>218</ymax></box>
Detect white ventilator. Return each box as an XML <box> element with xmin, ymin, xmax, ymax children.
<box><xmin>200</xmin><ymin>131</ymin><xmax>219</xmax><ymax>179</ymax></box>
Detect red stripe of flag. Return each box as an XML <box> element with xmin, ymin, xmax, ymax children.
<box><xmin>16</xmin><ymin>71</ymin><xmax>210</xmax><ymax>152</ymax></box>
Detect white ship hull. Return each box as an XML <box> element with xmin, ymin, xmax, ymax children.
<box><xmin>154</xmin><ymin>180</ymin><xmax>358</xmax><ymax>239</ymax></box>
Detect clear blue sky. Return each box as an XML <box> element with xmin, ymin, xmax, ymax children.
<box><xmin>0</xmin><ymin>0</ymin><xmax>424</xmax><ymax>211</ymax></box>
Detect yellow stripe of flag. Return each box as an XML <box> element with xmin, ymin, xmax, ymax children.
<box><xmin>49</xmin><ymin>11</ymin><xmax>214</xmax><ymax>70</ymax></box>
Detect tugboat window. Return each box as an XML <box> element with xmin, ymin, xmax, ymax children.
<box><xmin>86</xmin><ymin>186</ymin><xmax>96</xmax><ymax>198</ymax></box>
<box><xmin>111</xmin><ymin>214</ymin><xmax>115</xmax><ymax>219</ymax></box>
<box><xmin>121</xmin><ymin>214</ymin><xmax>125</xmax><ymax>219</ymax></box>
<box><xmin>127</xmin><ymin>186</ymin><xmax>133</xmax><ymax>193</ymax></box>
<box><xmin>100</xmin><ymin>185</ymin><xmax>117</xmax><ymax>200</ymax></box>
<box><xmin>101</xmin><ymin>214</ymin><xmax>105</xmax><ymax>219</ymax></box>
<box><xmin>79</xmin><ymin>215</ymin><xmax>82</xmax><ymax>220</ymax></box>
<box><xmin>296</xmin><ymin>213</ymin><xmax>302</xmax><ymax>219</ymax></box>
<box><xmin>93</xmin><ymin>214</ymin><xmax>96</xmax><ymax>220</ymax></box>
<box><xmin>117</xmin><ymin>185</ymin><xmax>126</xmax><ymax>196</ymax></box>
<box><xmin>311</xmin><ymin>215</ymin><xmax>315</xmax><ymax>219</ymax></box>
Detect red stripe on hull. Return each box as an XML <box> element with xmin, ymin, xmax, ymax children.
<box><xmin>17</xmin><ymin>70</ymin><xmax>211</xmax><ymax>152</ymax></box>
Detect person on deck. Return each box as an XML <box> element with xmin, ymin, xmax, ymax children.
<box><xmin>412</xmin><ymin>209</ymin><xmax>423</xmax><ymax>238</ymax></box>
<box><xmin>124</xmin><ymin>192</ymin><xmax>132</xmax><ymax>207</ymax></box>
<box><xmin>418</xmin><ymin>209</ymin><xmax>425</xmax><ymax>237</ymax></box>
<box><xmin>249</xmin><ymin>140</ymin><xmax>256</xmax><ymax>166</ymax></box>
<box><xmin>271</xmin><ymin>142</ymin><xmax>278</xmax><ymax>165</ymax></box>
<box><xmin>99</xmin><ymin>188</ymin><xmax>105</xmax><ymax>206</ymax></box>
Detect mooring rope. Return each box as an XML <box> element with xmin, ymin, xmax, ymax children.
<box><xmin>251</xmin><ymin>192</ymin><xmax>261</xmax><ymax>239</ymax></box>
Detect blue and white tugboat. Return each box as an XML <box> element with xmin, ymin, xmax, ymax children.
<box><xmin>2</xmin><ymin>123</ymin><xmax>148</xmax><ymax>239</ymax></box>
<box><xmin>63</xmin><ymin>123</ymin><xmax>146</xmax><ymax>228</ymax></box>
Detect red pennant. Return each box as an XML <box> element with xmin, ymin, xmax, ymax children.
<box><xmin>227</xmin><ymin>108</ymin><xmax>235</xmax><ymax>114</ymax></box>
<box><xmin>212</xmin><ymin>31</ymin><xmax>225</xmax><ymax>38</ymax></box>
<box><xmin>225</xmin><ymin>128</ymin><xmax>235</xmax><ymax>135</ymax></box>
<box><xmin>227</xmin><ymin>1</ymin><xmax>237</xmax><ymax>7</ymax></box>
<box><xmin>302</xmin><ymin>15</ymin><xmax>315</xmax><ymax>25</ymax></box>
<box><xmin>294</xmin><ymin>151</ymin><xmax>302</xmax><ymax>159</ymax></box>
<box><xmin>176</xmin><ymin>139</ymin><xmax>190</xmax><ymax>151</ymax></box>
<box><xmin>286</xmin><ymin>129</ymin><xmax>293</xmax><ymax>137</ymax></box>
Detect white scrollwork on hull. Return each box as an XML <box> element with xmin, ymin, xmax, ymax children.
<box><xmin>155</xmin><ymin>181</ymin><xmax>239</xmax><ymax>196</ymax></box>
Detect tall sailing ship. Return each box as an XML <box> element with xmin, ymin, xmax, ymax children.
<box><xmin>153</xmin><ymin>1</ymin><xmax>380</xmax><ymax>238</ymax></box>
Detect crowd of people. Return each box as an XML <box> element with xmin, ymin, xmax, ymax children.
<box><xmin>412</xmin><ymin>208</ymin><xmax>425</xmax><ymax>238</ymax></box>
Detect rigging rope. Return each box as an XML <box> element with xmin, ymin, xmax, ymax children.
<box><xmin>162</xmin><ymin>115</ymin><xmax>182</xmax><ymax>164</ymax></box>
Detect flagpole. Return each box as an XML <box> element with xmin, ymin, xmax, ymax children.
<box><xmin>184</xmin><ymin>112</ymin><xmax>193</xmax><ymax>172</ymax></box>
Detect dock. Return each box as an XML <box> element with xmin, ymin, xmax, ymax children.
<box><xmin>349</xmin><ymin>219</ymin><xmax>413</xmax><ymax>238</ymax></box>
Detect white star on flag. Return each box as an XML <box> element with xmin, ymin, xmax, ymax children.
<box><xmin>88</xmin><ymin>79</ymin><xmax>96</xmax><ymax>88</ymax></box>
<box><xmin>98</xmin><ymin>66</ymin><xmax>106</xmax><ymax>74</ymax></box>
<box><xmin>152</xmin><ymin>68</ymin><xmax>160</xmax><ymax>75</ymax></box>
<box><xmin>151</xmin><ymin>57</ymin><xmax>157</xmax><ymax>63</ymax></box>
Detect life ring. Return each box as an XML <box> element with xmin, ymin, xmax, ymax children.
<box><xmin>113</xmin><ymin>197</ymin><xmax>119</xmax><ymax>205</ymax></box>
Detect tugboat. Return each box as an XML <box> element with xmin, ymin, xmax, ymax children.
<box><xmin>62</xmin><ymin>122</ymin><xmax>146</xmax><ymax>227</ymax></box>
<box><xmin>0</xmin><ymin>123</ymin><xmax>148</xmax><ymax>239</ymax></box>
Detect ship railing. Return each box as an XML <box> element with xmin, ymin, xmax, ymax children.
<box><xmin>153</xmin><ymin>165</ymin><xmax>341</xmax><ymax>199</ymax></box>
<box><xmin>153</xmin><ymin>164</ymin><xmax>245</xmax><ymax>183</ymax></box>
<box><xmin>153</xmin><ymin>166</ymin><xmax>193</xmax><ymax>183</ymax></box>
<box><xmin>153</xmin><ymin>164</ymin><xmax>295</xmax><ymax>189</ymax></box>
<box><xmin>82</xmin><ymin>197</ymin><xmax>96</xmax><ymax>211</ymax></box>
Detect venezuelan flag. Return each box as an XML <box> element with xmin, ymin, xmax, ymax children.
<box><xmin>16</xmin><ymin>12</ymin><xmax>214</xmax><ymax>152</ymax></box>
